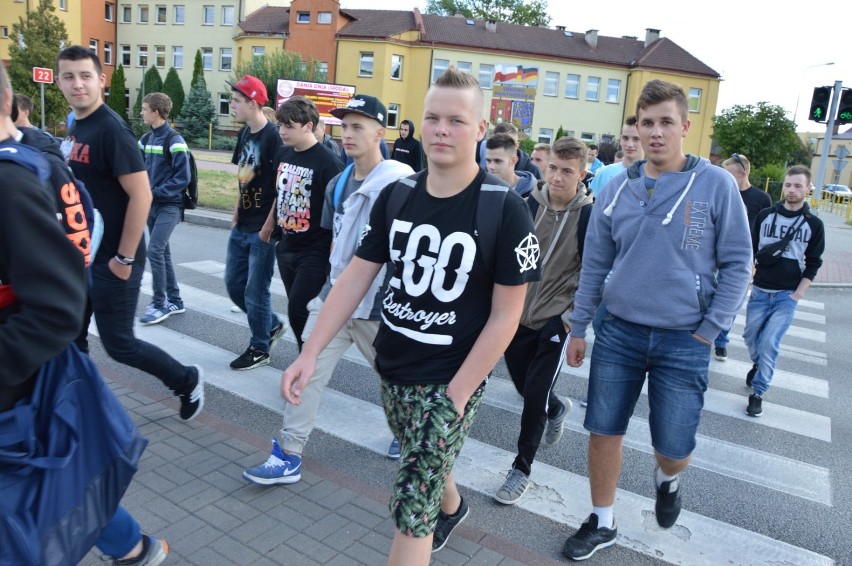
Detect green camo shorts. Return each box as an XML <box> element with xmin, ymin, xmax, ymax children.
<box><xmin>380</xmin><ymin>380</ymin><xmax>485</xmax><ymax>537</ymax></box>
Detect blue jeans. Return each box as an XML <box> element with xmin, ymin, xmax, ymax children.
<box><xmin>714</xmin><ymin>327</ymin><xmax>730</xmax><ymax>349</ymax></box>
<box><xmin>224</xmin><ymin>228</ymin><xmax>277</xmax><ymax>351</ymax></box>
<box><xmin>95</xmin><ymin>506</ymin><xmax>140</xmax><ymax>558</ymax></box>
<box><xmin>146</xmin><ymin>203</ymin><xmax>183</xmax><ymax>308</ymax></box>
<box><xmin>742</xmin><ymin>288</ymin><xmax>798</xmax><ymax>396</ymax></box>
<box><xmin>584</xmin><ymin>310</ymin><xmax>711</xmax><ymax>460</ymax></box>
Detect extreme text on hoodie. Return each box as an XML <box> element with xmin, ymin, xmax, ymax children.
<box><xmin>520</xmin><ymin>181</ymin><xmax>593</xmax><ymax>330</ymax></box>
<box><xmin>569</xmin><ymin>156</ymin><xmax>752</xmax><ymax>344</ymax></box>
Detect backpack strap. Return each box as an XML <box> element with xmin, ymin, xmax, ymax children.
<box><xmin>526</xmin><ymin>196</ymin><xmax>539</xmax><ymax>220</ymax></box>
<box><xmin>476</xmin><ymin>173</ymin><xmax>508</xmax><ymax>275</ymax></box>
<box><xmin>333</xmin><ymin>163</ymin><xmax>355</xmax><ymax>209</ymax></box>
<box><xmin>384</xmin><ymin>171</ymin><xmax>426</xmax><ymax>229</ymax></box>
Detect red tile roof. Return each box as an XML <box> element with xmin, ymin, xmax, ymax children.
<box><xmin>239</xmin><ymin>6</ymin><xmax>289</xmax><ymax>36</ymax></box>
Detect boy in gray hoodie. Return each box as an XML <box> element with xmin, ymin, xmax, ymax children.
<box><xmin>562</xmin><ymin>80</ymin><xmax>752</xmax><ymax>561</ymax></box>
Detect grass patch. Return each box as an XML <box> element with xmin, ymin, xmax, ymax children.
<box><xmin>198</xmin><ymin>169</ymin><xmax>238</xmax><ymax>210</ymax></box>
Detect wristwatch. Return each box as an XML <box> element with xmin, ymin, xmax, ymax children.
<box><xmin>114</xmin><ymin>254</ymin><xmax>135</xmax><ymax>265</ymax></box>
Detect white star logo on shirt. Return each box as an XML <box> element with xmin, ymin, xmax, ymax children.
<box><xmin>515</xmin><ymin>233</ymin><xmax>540</xmax><ymax>273</ymax></box>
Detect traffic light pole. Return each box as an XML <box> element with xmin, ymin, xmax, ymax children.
<box><xmin>813</xmin><ymin>80</ymin><xmax>842</xmax><ymax>206</ymax></box>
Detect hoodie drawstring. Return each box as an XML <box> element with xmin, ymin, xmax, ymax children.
<box><xmin>603</xmin><ymin>172</ymin><xmax>697</xmax><ymax>226</ymax></box>
<box><xmin>603</xmin><ymin>178</ymin><xmax>628</xmax><ymax>217</ymax></box>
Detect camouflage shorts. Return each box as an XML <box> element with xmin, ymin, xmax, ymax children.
<box><xmin>380</xmin><ymin>380</ymin><xmax>486</xmax><ymax>537</ymax></box>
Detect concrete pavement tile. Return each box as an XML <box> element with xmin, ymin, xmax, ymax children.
<box><xmin>432</xmin><ymin>546</ymin><xmax>469</xmax><ymax>565</ymax></box>
<box><xmin>151</xmin><ymin>462</ymin><xmax>196</xmax><ymax>486</ymax></box>
<box><xmin>285</xmin><ymin>494</ymin><xmax>333</xmax><ymax>521</ymax></box>
<box><xmin>164</xmin><ymin>473</ymin><xmax>214</xmax><ymax>502</ymax></box>
<box><xmin>445</xmin><ymin>532</ymin><xmax>484</xmax><ymax>557</ymax></box>
<box><xmin>307</xmin><ymin>514</ymin><xmax>367</xmax><ymax>548</ymax></box>
<box><xmin>147</xmin><ymin>438</ymin><xmax>185</xmax><ymax>461</ymax></box>
<box><xmin>179</xmin><ymin>485</ymin><xmax>229</xmax><ymax>513</ymax></box>
<box><xmin>356</xmin><ymin>530</ymin><xmax>393</xmax><ymax>555</ymax></box>
<box><xmin>301</xmin><ymin>479</ymin><xmax>347</xmax><ymax>505</ymax></box>
<box><xmin>250</xmin><ymin>558</ymin><xmax>280</xmax><ymax>566</ymax></box>
<box><xmin>224</xmin><ymin>436</ymin><xmax>259</xmax><ymax>455</ymax></box>
<box><xmin>171</xmin><ymin>523</ymin><xmax>221</xmax><ymax>554</ymax></box>
<box><xmin>143</xmin><ymin>406</ymin><xmax>178</xmax><ymax>421</ymax></box>
<box><xmin>498</xmin><ymin>558</ymin><xmax>528</xmax><ymax>566</ymax></box>
<box><xmin>466</xmin><ymin>547</ymin><xmax>507</xmax><ymax>565</ymax></box>
<box><xmin>265</xmin><ymin>503</ymin><xmax>317</xmax><ymax>531</ymax></box>
<box><xmin>230</xmin><ymin>513</ymin><xmax>280</xmax><ymax>544</ymax></box>
<box><xmin>245</xmin><ymin>485</ymin><xmax>296</xmax><ymax>511</ymax></box>
<box><xmin>158</xmin><ymin>418</ymin><xmax>194</xmax><ymax>435</ymax></box>
<box><xmin>193</xmin><ymin>430</ymin><xmax>231</xmax><ymax>447</ymax></box>
<box><xmin>246</xmin><ymin>522</ymin><xmax>300</xmax><ymax>555</ymax></box>
<box><xmin>143</xmin><ymin>496</ymin><xmax>191</xmax><ymax>524</ymax></box>
<box><xmin>343</xmin><ymin>541</ymin><xmax>387</xmax><ymax>565</ymax></box>
<box><xmin>201</xmin><ymin>469</ymin><xmax>248</xmax><ymax>493</ymax></box>
<box><xmin>317</xmin><ymin>486</ymin><xmax>359</xmax><ymax>511</ymax></box>
<box><xmin>138</xmin><ymin>452</ymin><xmax>167</xmax><ymax>470</ymax></box>
<box><xmin>336</xmin><ymin>501</ymin><xmax>386</xmax><ymax>529</ymax></box>
<box><xmin>175</xmin><ymin>452</ymin><xmax>229</xmax><ymax>476</ymax></box>
<box><xmin>285</xmin><ymin>533</ymin><xmax>337</xmax><ymax>563</ymax></box>
<box><xmin>270</xmin><ymin>544</ymin><xmax>324</xmax><ymax>566</ymax></box>
<box><xmin>195</xmin><ymin>503</ymin><xmax>244</xmax><ymax>531</ymax></box>
<box><xmin>230</xmin><ymin>482</ymin><xmax>274</xmax><ymax>504</ymax></box>
<box><xmin>322</xmin><ymin>554</ymin><xmax>360</xmax><ymax>566</ymax></box>
<box><xmin>211</xmin><ymin>534</ymin><xmax>263</xmax><ymax>564</ymax></box>
<box><xmin>186</xmin><ymin>546</ymin><xmax>239</xmax><ymax>566</ymax></box>
<box><xmin>208</xmin><ymin>441</ymin><xmax>247</xmax><ymax>461</ymax></box>
<box><xmin>350</xmin><ymin>495</ymin><xmax>389</xmax><ymax>518</ymax></box>
<box><xmin>135</xmin><ymin>470</ymin><xmax>178</xmax><ymax>493</ymax></box>
<box><xmin>138</xmin><ymin>425</ymin><xmax>173</xmax><ymax>444</ymax></box>
<box><xmin>297</xmin><ymin>469</ymin><xmax>323</xmax><ymax>486</ymax></box>
<box><xmin>162</xmin><ymin>433</ymin><xmax>205</xmax><ymax>455</ymax></box>
<box><xmin>181</xmin><ymin>425</ymin><xmax>222</xmax><ymax>441</ymax></box>
<box><xmin>214</xmin><ymin>494</ymin><xmax>263</xmax><ymax>522</ymax></box>
<box><xmin>157</xmin><ymin>514</ymin><xmax>207</xmax><ymax>541</ymax></box>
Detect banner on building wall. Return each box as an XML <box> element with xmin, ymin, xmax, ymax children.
<box><xmin>275</xmin><ymin>79</ymin><xmax>356</xmax><ymax>125</ymax></box>
<box><xmin>511</xmin><ymin>100</ymin><xmax>535</xmax><ymax>131</ymax></box>
<box><xmin>490</xmin><ymin>99</ymin><xmax>513</xmax><ymax>127</ymax></box>
<box><xmin>493</xmin><ymin>64</ymin><xmax>538</xmax><ymax>88</ymax></box>
<box><xmin>493</xmin><ymin>84</ymin><xmax>536</xmax><ymax>101</ymax></box>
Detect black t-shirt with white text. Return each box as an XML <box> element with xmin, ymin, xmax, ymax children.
<box><xmin>275</xmin><ymin>143</ymin><xmax>344</xmax><ymax>251</ymax></box>
<box><xmin>355</xmin><ymin>170</ymin><xmax>540</xmax><ymax>385</ymax></box>
<box><xmin>65</xmin><ymin>104</ymin><xmax>146</xmax><ymax>262</ymax></box>
<box><xmin>231</xmin><ymin>121</ymin><xmax>282</xmax><ymax>233</ymax></box>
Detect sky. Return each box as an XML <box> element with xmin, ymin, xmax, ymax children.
<box><xmin>341</xmin><ymin>0</ymin><xmax>850</xmax><ymax>132</ymax></box>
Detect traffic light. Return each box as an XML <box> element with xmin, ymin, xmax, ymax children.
<box><xmin>836</xmin><ymin>89</ymin><xmax>852</xmax><ymax>125</ymax></box>
<box><xmin>808</xmin><ymin>87</ymin><xmax>831</xmax><ymax>123</ymax></box>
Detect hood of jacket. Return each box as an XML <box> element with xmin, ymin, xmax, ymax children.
<box><xmin>513</xmin><ymin>170</ymin><xmax>537</xmax><ymax>198</ymax></box>
<box><xmin>19</xmin><ymin>127</ymin><xmax>64</xmax><ymax>162</ymax></box>
<box><xmin>398</xmin><ymin>119</ymin><xmax>415</xmax><ymax>140</ymax></box>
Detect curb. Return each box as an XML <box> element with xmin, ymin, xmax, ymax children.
<box><xmin>184</xmin><ymin>208</ymin><xmax>231</xmax><ymax>230</ymax></box>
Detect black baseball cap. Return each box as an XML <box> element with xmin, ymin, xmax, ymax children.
<box><xmin>329</xmin><ymin>94</ymin><xmax>387</xmax><ymax>127</ymax></box>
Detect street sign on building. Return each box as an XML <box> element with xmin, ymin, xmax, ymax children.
<box><xmin>32</xmin><ymin>67</ymin><xmax>53</xmax><ymax>84</ymax></box>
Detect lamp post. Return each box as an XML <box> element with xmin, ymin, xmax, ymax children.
<box><xmin>793</xmin><ymin>62</ymin><xmax>834</xmax><ymax>128</ymax></box>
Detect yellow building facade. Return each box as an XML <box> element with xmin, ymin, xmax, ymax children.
<box><xmin>1</xmin><ymin>0</ymin><xmax>82</xmax><ymax>62</ymax></box>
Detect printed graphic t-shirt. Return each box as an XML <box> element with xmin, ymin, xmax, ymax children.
<box><xmin>65</xmin><ymin>104</ymin><xmax>146</xmax><ymax>262</ymax></box>
<box><xmin>355</xmin><ymin>170</ymin><xmax>541</xmax><ymax>385</ymax></box>
<box><xmin>231</xmin><ymin>121</ymin><xmax>282</xmax><ymax>233</ymax></box>
<box><xmin>275</xmin><ymin>143</ymin><xmax>344</xmax><ymax>251</ymax></box>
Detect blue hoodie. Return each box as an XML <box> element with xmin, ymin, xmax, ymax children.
<box><xmin>569</xmin><ymin>156</ymin><xmax>752</xmax><ymax>343</ymax></box>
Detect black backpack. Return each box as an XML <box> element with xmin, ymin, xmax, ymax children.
<box><xmin>141</xmin><ymin>128</ymin><xmax>198</xmax><ymax>210</ymax></box>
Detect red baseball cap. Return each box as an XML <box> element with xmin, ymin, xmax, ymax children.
<box><xmin>225</xmin><ymin>75</ymin><xmax>269</xmax><ymax>106</ymax></box>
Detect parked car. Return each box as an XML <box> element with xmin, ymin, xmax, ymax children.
<box><xmin>823</xmin><ymin>184</ymin><xmax>852</xmax><ymax>202</ymax></box>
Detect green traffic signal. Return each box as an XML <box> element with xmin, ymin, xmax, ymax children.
<box><xmin>809</xmin><ymin>87</ymin><xmax>831</xmax><ymax>123</ymax></box>
<box><xmin>836</xmin><ymin>89</ymin><xmax>852</xmax><ymax>125</ymax></box>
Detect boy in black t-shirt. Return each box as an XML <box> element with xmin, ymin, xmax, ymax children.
<box><xmin>57</xmin><ymin>46</ymin><xmax>203</xmax><ymax>422</ymax></box>
<box><xmin>224</xmin><ymin>75</ymin><xmax>285</xmax><ymax>370</ymax></box>
<box><xmin>266</xmin><ymin>96</ymin><xmax>344</xmax><ymax>351</ymax></box>
<box><xmin>280</xmin><ymin>68</ymin><xmax>540</xmax><ymax>565</ymax></box>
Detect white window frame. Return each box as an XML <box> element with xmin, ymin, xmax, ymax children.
<box><xmin>565</xmin><ymin>74</ymin><xmax>580</xmax><ymax>99</ymax></box>
<box><xmin>155</xmin><ymin>45</ymin><xmax>165</xmax><ymax>68</ymax></box>
<box><xmin>538</xmin><ymin>128</ymin><xmax>554</xmax><ymax>144</ymax></box>
<box><xmin>431</xmin><ymin>58</ymin><xmax>449</xmax><ymax>83</ymax></box>
<box><xmin>296</xmin><ymin>12</ymin><xmax>310</xmax><ymax>24</ymax></box>
<box><xmin>172</xmin><ymin>46</ymin><xmax>183</xmax><ymax>68</ymax></box>
<box><xmin>89</xmin><ymin>39</ymin><xmax>98</xmax><ymax>55</ymax></box>
<box><xmin>59</xmin><ymin>0</ymin><xmax>67</xmax><ymax>9</ymax></box>
<box><xmin>173</xmin><ymin>5</ymin><xmax>185</xmax><ymax>24</ymax></box>
<box><xmin>317</xmin><ymin>11</ymin><xmax>331</xmax><ymax>24</ymax></box>
<box><xmin>202</xmin><ymin>5</ymin><xmax>214</xmax><ymax>25</ymax></box>
<box><xmin>585</xmin><ymin>77</ymin><xmax>601</xmax><ymax>101</ymax></box>
<box><xmin>0</xmin><ymin>27</ymin><xmax>8</xmax><ymax>39</ymax></box>
<box><xmin>580</xmin><ymin>132</ymin><xmax>595</xmax><ymax>143</ymax></box>
<box><xmin>478</xmin><ymin>64</ymin><xmax>494</xmax><ymax>89</ymax></box>
<box><xmin>137</xmin><ymin>45</ymin><xmax>149</xmax><ymax>67</ymax></box>
<box><xmin>120</xmin><ymin>4</ymin><xmax>131</xmax><ymax>23</ymax></box>
<box><xmin>120</xmin><ymin>44</ymin><xmax>131</xmax><ymax>66</ymax></box>
<box><xmin>222</xmin><ymin>6</ymin><xmax>234</xmax><ymax>26</ymax></box>
<box><xmin>155</xmin><ymin>5</ymin><xmax>166</xmax><ymax>24</ymax></box>
<box><xmin>318</xmin><ymin>61</ymin><xmax>328</xmax><ymax>78</ymax></box>
<box><xmin>220</xmin><ymin>48</ymin><xmax>232</xmax><ymax>71</ymax></box>
<box><xmin>218</xmin><ymin>94</ymin><xmax>230</xmax><ymax>116</ymax></box>
<box><xmin>359</xmin><ymin>52</ymin><xmax>374</xmax><ymax>77</ymax></box>
<box><xmin>138</xmin><ymin>5</ymin><xmax>149</xmax><ymax>23</ymax></box>
<box><xmin>387</xmin><ymin>103</ymin><xmax>400</xmax><ymax>129</ymax></box>
<box><xmin>105</xmin><ymin>2</ymin><xmax>114</xmax><ymax>21</ymax></box>
<box><xmin>606</xmin><ymin>79</ymin><xmax>621</xmax><ymax>104</ymax></box>
<box><xmin>103</xmin><ymin>42</ymin><xmax>113</xmax><ymax>65</ymax></box>
<box><xmin>689</xmin><ymin>88</ymin><xmax>702</xmax><ymax>113</ymax></box>
<box><xmin>202</xmin><ymin>48</ymin><xmax>213</xmax><ymax>71</ymax></box>
<box><xmin>252</xmin><ymin>46</ymin><xmax>265</xmax><ymax>59</ymax></box>
<box><xmin>544</xmin><ymin>71</ymin><xmax>559</xmax><ymax>97</ymax></box>
<box><xmin>456</xmin><ymin>61</ymin><xmax>472</xmax><ymax>75</ymax></box>
<box><xmin>390</xmin><ymin>55</ymin><xmax>403</xmax><ymax>80</ymax></box>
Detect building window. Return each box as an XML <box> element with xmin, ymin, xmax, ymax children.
<box><xmin>104</xmin><ymin>42</ymin><xmax>113</xmax><ymax>65</ymax></box>
<box><xmin>606</xmin><ymin>79</ymin><xmax>621</xmax><ymax>103</ymax></box>
<box><xmin>565</xmin><ymin>74</ymin><xmax>580</xmax><ymax>98</ymax></box>
<box><xmin>155</xmin><ymin>45</ymin><xmax>165</xmax><ymax>67</ymax></box>
<box><xmin>299</xmin><ymin>60</ymin><xmax>307</xmax><ymax>74</ymax></box>
<box><xmin>120</xmin><ymin>44</ymin><xmax>130</xmax><ymax>66</ymax></box>
<box><xmin>479</xmin><ymin>64</ymin><xmax>494</xmax><ymax>89</ymax></box>
<box><xmin>457</xmin><ymin>61</ymin><xmax>472</xmax><ymax>75</ymax></box>
<box><xmin>105</xmin><ymin>2</ymin><xmax>114</xmax><ymax>21</ymax></box>
<box><xmin>580</xmin><ymin>132</ymin><xmax>595</xmax><ymax>143</ymax></box>
<box><xmin>202</xmin><ymin>48</ymin><xmax>212</xmax><ymax>71</ymax></box>
<box><xmin>124</xmin><ymin>88</ymin><xmax>130</xmax><ymax>110</ymax></box>
<box><xmin>538</xmin><ymin>128</ymin><xmax>554</xmax><ymax>144</ymax></box>
<box><xmin>89</xmin><ymin>39</ymin><xmax>98</xmax><ymax>55</ymax></box>
<box><xmin>317</xmin><ymin>11</ymin><xmax>332</xmax><ymax>24</ymax></box>
<box><xmin>174</xmin><ymin>5</ymin><xmax>184</xmax><ymax>24</ymax></box>
<box><xmin>544</xmin><ymin>71</ymin><xmax>559</xmax><ymax>97</ymax></box>
<box><xmin>387</xmin><ymin>103</ymin><xmax>400</xmax><ymax>129</ymax></box>
<box><xmin>585</xmin><ymin>77</ymin><xmax>601</xmax><ymax>101</ymax></box>
<box><xmin>222</xmin><ymin>6</ymin><xmax>234</xmax><ymax>25</ymax></box>
<box><xmin>138</xmin><ymin>5</ymin><xmax>149</xmax><ymax>23</ymax></box>
<box><xmin>218</xmin><ymin>94</ymin><xmax>230</xmax><ymax>115</ymax></box>
<box><xmin>59</xmin><ymin>0</ymin><xmax>67</xmax><ymax>9</ymax></box>
<box><xmin>120</xmin><ymin>4</ymin><xmax>131</xmax><ymax>22</ymax></box>
<box><xmin>252</xmin><ymin>46</ymin><xmax>265</xmax><ymax>59</ymax></box>
<box><xmin>296</xmin><ymin>12</ymin><xmax>310</xmax><ymax>23</ymax></box>
<box><xmin>689</xmin><ymin>88</ymin><xmax>702</xmax><ymax>113</ymax></box>
<box><xmin>318</xmin><ymin>61</ymin><xmax>328</xmax><ymax>79</ymax></box>
<box><xmin>203</xmin><ymin>5</ymin><xmax>214</xmax><ymax>25</ymax></box>
<box><xmin>220</xmin><ymin>48</ymin><xmax>232</xmax><ymax>71</ymax></box>
<box><xmin>155</xmin><ymin>5</ymin><xmax>166</xmax><ymax>24</ymax></box>
<box><xmin>390</xmin><ymin>55</ymin><xmax>403</xmax><ymax>80</ymax></box>
<box><xmin>0</xmin><ymin>27</ymin><xmax>8</xmax><ymax>39</ymax></box>
<box><xmin>359</xmin><ymin>52</ymin><xmax>373</xmax><ymax>77</ymax></box>
<box><xmin>172</xmin><ymin>46</ymin><xmax>183</xmax><ymax>68</ymax></box>
<box><xmin>431</xmin><ymin>58</ymin><xmax>449</xmax><ymax>83</ymax></box>
<box><xmin>137</xmin><ymin>45</ymin><xmax>148</xmax><ymax>67</ymax></box>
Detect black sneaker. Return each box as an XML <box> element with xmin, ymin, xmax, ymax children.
<box><xmin>561</xmin><ymin>513</ymin><xmax>617</xmax><ymax>561</ymax></box>
<box><xmin>746</xmin><ymin>364</ymin><xmax>757</xmax><ymax>388</ymax></box>
<box><xmin>230</xmin><ymin>346</ymin><xmax>270</xmax><ymax>371</ymax></box>
<box><xmin>179</xmin><ymin>365</ymin><xmax>204</xmax><ymax>421</ymax></box>
<box><xmin>432</xmin><ymin>496</ymin><xmax>469</xmax><ymax>553</ymax></box>
<box><xmin>747</xmin><ymin>393</ymin><xmax>763</xmax><ymax>417</ymax></box>
<box><xmin>654</xmin><ymin>470</ymin><xmax>682</xmax><ymax>528</ymax></box>
<box><xmin>714</xmin><ymin>347</ymin><xmax>727</xmax><ymax>361</ymax></box>
<box><xmin>269</xmin><ymin>320</ymin><xmax>286</xmax><ymax>350</ymax></box>
<box><xmin>112</xmin><ymin>534</ymin><xmax>169</xmax><ymax>565</ymax></box>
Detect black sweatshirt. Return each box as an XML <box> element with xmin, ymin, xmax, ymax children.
<box><xmin>752</xmin><ymin>202</ymin><xmax>825</xmax><ymax>291</ymax></box>
<box><xmin>0</xmin><ymin>140</ymin><xmax>86</xmax><ymax>411</ymax></box>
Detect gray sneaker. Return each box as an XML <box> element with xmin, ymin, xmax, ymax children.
<box><xmin>544</xmin><ymin>397</ymin><xmax>572</xmax><ymax>446</ymax></box>
<box><xmin>494</xmin><ymin>467</ymin><xmax>530</xmax><ymax>505</ymax></box>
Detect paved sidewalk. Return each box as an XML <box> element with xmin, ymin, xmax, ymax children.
<box><xmin>81</xmin><ymin>369</ymin><xmax>557</xmax><ymax>566</ymax></box>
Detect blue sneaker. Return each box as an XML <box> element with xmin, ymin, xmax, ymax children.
<box><xmin>243</xmin><ymin>438</ymin><xmax>302</xmax><ymax>485</ymax></box>
<box><xmin>387</xmin><ymin>438</ymin><xmax>401</xmax><ymax>460</ymax></box>
<box><xmin>140</xmin><ymin>303</ymin><xmax>171</xmax><ymax>325</ymax></box>
<box><xmin>166</xmin><ymin>301</ymin><xmax>185</xmax><ymax>315</ymax></box>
